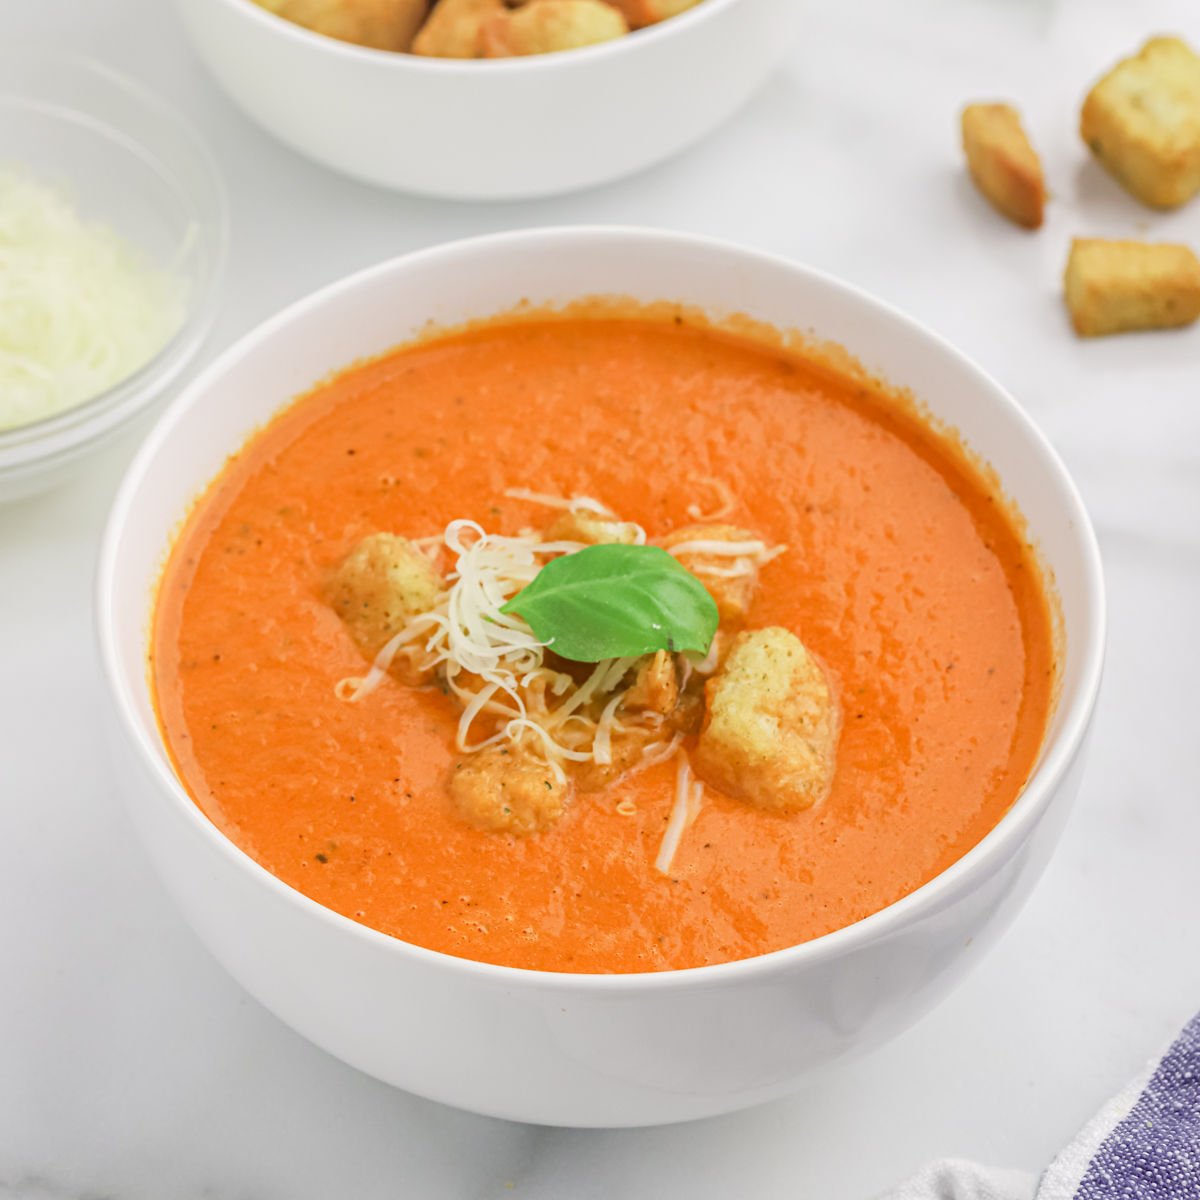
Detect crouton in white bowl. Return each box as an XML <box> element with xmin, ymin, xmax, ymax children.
<box><xmin>175</xmin><ymin>0</ymin><xmax>799</xmax><ymax>199</ymax></box>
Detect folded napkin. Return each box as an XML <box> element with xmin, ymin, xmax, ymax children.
<box><xmin>881</xmin><ymin>1011</ymin><xmax>1200</xmax><ymax>1200</ymax></box>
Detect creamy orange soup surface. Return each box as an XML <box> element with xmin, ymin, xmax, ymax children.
<box><xmin>153</xmin><ymin>309</ymin><xmax>1056</xmax><ymax>973</ymax></box>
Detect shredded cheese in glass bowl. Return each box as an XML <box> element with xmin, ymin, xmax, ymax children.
<box><xmin>0</xmin><ymin>53</ymin><xmax>227</xmax><ymax>502</ymax></box>
<box><xmin>0</xmin><ymin>171</ymin><xmax>188</xmax><ymax>433</ymax></box>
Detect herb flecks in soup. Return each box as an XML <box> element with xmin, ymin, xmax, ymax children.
<box><xmin>153</xmin><ymin>314</ymin><xmax>1055</xmax><ymax>973</ymax></box>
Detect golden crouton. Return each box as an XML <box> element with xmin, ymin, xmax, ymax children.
<box><xmin>544</xmin><ymin>509</ymin><xmax>639</xmax><ymax>545</ymax></box>
<box><xmin>961</xmin><ymin>103</ymin><xmax>1046</xmax><ymax>229</ymax></box>
<box><xmin>694</xmin><ymin>627</ymin><xmax>839</xmax><ymax>814</ymax></box>
<box><xmin>658</xmin><ymin>524</ymin><xmax>762</xmax><ymax>624</ymax></box>
<box><xmin>1063</xmin><ymin>237</ymin><xmax>1200</xmax><ymax>336</ymax></box>
<box><xmin>254</xmin><ymin>0</ymin><xmax>428</xmax><ymax>50</ymax></box>
<box><xmin>324</xmin><ymin>533</ymin><xmax>443</xmax><ymax>681</ymax></box>
<box><xmin>450</xmin><ymin>744</ymin><xmax>571</xmax><ymax>835</ymax></box>
<box><xmin>412</xmin><ymin>0</ymin><xmax>501</xmax><ymax>57</ymax></box>
<box><xmin>624</xmin><ymin>650</ymin><xmax>680</xmax><ymax>718</ymax></box>
<box><xmin>574</xmin><ymin>726</ymin><xmax>659</xmax><ymax>793</ymax></box>
<box><xmin>481</xmin><ymin>0</ymin><xmax>629</xmax><ymax>57</ymax></box>
<box><xmin>666</xmin><ymin>688</ymin><xmax>705</xmax><ymax>736</ymax></box>
<box><xmin>1081</xmin><ymin>36</ymin><xmax>1200</xmax><ymax>209</ymax></box>
<box><xmin>607</xmin><ymin>0</ymin><xmax>701</xmax><ymax>28</ymax></box>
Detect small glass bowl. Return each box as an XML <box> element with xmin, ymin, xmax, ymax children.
<box><xmin>0</xmin><ymin>52</ymin><xmax>228</xmax><ymax>502</ymax></box>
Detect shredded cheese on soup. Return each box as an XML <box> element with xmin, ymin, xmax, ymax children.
<box><xmin>655</xmin><ymin>754</ymin><xmax>706</xmax><ymax>876</ymax></box>
<box><xmin>334</xmin><ymin>493</ymin><xmax>786</xmax><ymax>869</ymax></box>
<box><xmin>342</xmin><ymin>518</ymin><xmax>667</xmax><ymax>780</ymax></box>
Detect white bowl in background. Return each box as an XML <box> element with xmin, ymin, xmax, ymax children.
<box><xmin>175</xmin><ymin>0</ymin><xmax>800</xmax><ymax>200</ymax></box>
<box><xmin>97</xmin><ymin>228</ymin><xmax>1105</xmax><ymax>1127</ymax></box>
<box><xmin>0</xmin><ymin>53</ymin><xmax>227</xmax><ymax>503</ymax></box>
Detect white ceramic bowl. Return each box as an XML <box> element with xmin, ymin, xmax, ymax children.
<box><xmin>98</xmin><ymin>228</ymin><xmax>1105</xmax><ymax>1127</ymax></box>
<box><xmin>0</xmin><ymin>53</ymin><xmax>227</xmax><ymax>503</ymax></box>
<box><xmin>175</xmin><ymin>0</ymin><xmax>800</xmax><ymax>200</ymax></box>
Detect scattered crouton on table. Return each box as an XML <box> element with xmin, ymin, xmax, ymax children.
<box><xmin>961</xmin><ymin>102</ymin><xmax>1046</xmax><ymax>229</ymax></box>
<box><xmin>1081</xmin><ymin>36</ymin><xmax>1200</xmax><ymax>210</ymax></box>
<box><xmin>1063</xmin><ymin>237</ymin><xmax>1200</xmax><ymax>337</ymax></box>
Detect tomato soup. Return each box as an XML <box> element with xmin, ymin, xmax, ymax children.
<box><xmin>152</xmin><ymin>314</ymin><xmax>1055</xmax><ymax>973</ymax></box>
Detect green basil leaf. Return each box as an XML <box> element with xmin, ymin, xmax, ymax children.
<box><xmin>500</xmin><ymin>544</ymin><xmax>719</xmax><ymax>664</ymax></box>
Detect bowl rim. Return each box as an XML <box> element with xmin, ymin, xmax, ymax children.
<box><xmin>0</xmin><ymin>51</ymin><xmax>229</xmax><ymax>460</ymax></box>
<box><xmin>214</xmin><ymin>0</ymin><xmax>741</xmax><ymax>71</ymax></box>
<box><xmin>97</xmin><ymin>225</ymin><xmax>1107</xmax><ymax>993</ymax></box>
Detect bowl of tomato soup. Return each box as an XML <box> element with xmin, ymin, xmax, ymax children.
<box><xmin>98</xmin><ymin>228</ymin><xmax>1104</xmax><ymax>1126</ymax></box>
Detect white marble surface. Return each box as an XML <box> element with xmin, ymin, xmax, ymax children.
<box><xmin>2</xmin><ymin>0</ymin><xmax>1199</xmax><ymax>1195</ymax></box>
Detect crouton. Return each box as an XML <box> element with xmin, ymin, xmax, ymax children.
<box><xmin>450</xmin><ymin>744</ymin><xmax>571</xmax><ymax>835</ymax></box>
<box><xmin>324</xmin><ymin>533</ymin><xmax>443</xmax><ymax>682</ymax></box>
<box><xmin>254</xmin><ymin>0</ymin><xmax>428</xmax><ymax>50</ymax></box>
<box><xmin>606</xmin><ymin>0</ymin><xmax>700</xmax><ymax>28</ymax></box>
<box><xmin>1081</xmin><ymin>36</ymin><xmax>1200</xmax><ymax>209</ymax></box>
<box><xmin>574</xmin><ymin>726</ymin><xmax>659</xmax><ymax>793</ymax></box>
<box><xmin>658</xmin><ymin>524</ymin><xmax>762</xmax><ymax>623</ymax></box>
<box><xmin>624</xmin><ymin>650</ymin><xmax>680</xmax><ymax>718</ymax></box>
<box><xmin>694</xmin><ymin>627</ymin><xmax>839</xmax><ymax>814</ymax></box>
<box><xmin>666</xmin><ymin>688</ymin><xmax>705</xmax><ymax>736</ymax></box>
<box><xmin>481</xmin><ymin>0</ymin><xmax>628</xmax><ymax>57</ymax></box>
<box><xmin>622</xmin><ymin>648</ymin><xmax>709</xmax><ymax>734</ymax></box>
<box><xmin>961</xmin><ymin>103</ymin><xmax>1046</xmax><ymax>229</ymax></box>
<box><xmin>412</xmin><ymin>0</ymin><xmax>502</xmax><ymax>57</ymax></box>
<box><xmin>1063</xmin><ymin>237</ymin><xmax>1200</xmax><ymax>336</ymax></box>
<box><xmin>544</xmin><ymin>509</ymin><xmax>640</xmax><ymax>546</ymax></box>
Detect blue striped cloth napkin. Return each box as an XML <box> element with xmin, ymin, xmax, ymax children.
<box><xmin>881</xmin><ymin>1011</ymin><xmax>1200</xmax><ymax>1199</ymax></box>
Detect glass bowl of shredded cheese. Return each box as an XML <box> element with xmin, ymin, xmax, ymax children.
<box><xmin>0</xmin><ymin>52</ymin><xmax>227</xmax><ymax>501</ymax></box>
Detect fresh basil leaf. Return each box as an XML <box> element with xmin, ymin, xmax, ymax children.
<box><xmin>500</xmin><ymin>544</ymin><xmax>719</xmax><ymax>664</ymax></box>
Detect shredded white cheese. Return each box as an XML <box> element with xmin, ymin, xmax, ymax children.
<box><xmin>686</xmin><ymin>475</ymin><xmax>736</xmax><ymax>522</ymax></box>
<box><xmin>330</xmin><ymin>501</ymin><xmax>791</xmax><ymax>870</ymax></box>
<box><xmin>502</xmin><ymin>487</ymin><xmax>615</xmax><ymax>516</ymax></box>
<box><xmin>664</xmin><ymin>538</ymin><xmax>787</xmax><ymax>583</ymax></box>
<box><xmin>665</xmin><ymin>538</ymin><xmax>776</xmax><ymax>558</ymax></box>
<box><xmin>655</xmin><ymin>754</ymin><xmax>706</xmax><ymax>875</ymax></box>
<box><xmin>592</xmin><ymin>691</ymin><xmax>627</xmax><ymax>767</ymax></box>
<box><xmin>641</xmin><ymin>735</ymin><xmax>684</xmax><ymax>767</ymax></box>
<box><xmin>687</xmin><ymin>637</ymin><xmax>723</xmax><ymax>677</ymax></box>
<box><xmin>342</xmin><ymin>516</ymin><xmax>675</xmax><ymax>782</ymax></box>
<box><xmin>503</xmin><ymin>487</ymin><xmax>647</xmax><ymax>545</ymax></box>
<box><xmin>0</xmin><ymin>170</ymin><xmax>186</xmax><ymax>432</ymax></box>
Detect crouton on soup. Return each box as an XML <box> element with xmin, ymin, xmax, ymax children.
<box><xmin>694</xmin><ymin>628</ymin><xmax>840</xmax><ymax>814</ymax></box>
